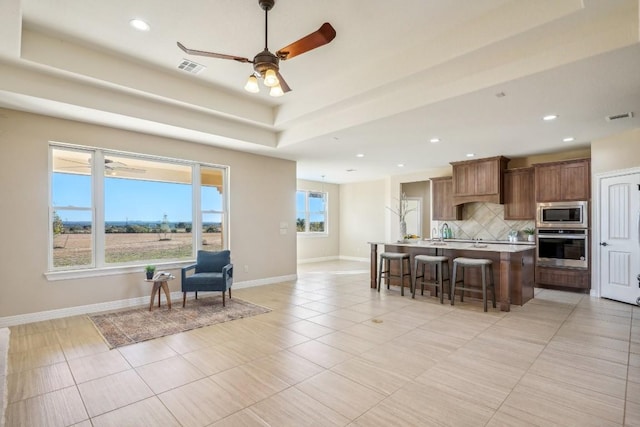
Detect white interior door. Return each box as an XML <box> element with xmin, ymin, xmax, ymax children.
<box><xmin>600</xmin><ymin>172</ymin><xmax>640</xmax><ymax>305</ymax></box>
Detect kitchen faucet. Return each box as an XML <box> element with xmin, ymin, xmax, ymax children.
<box><xmin>440</xmin><ymin>223</ymin><xmax>450</xmax><ymax>240</ymax></box>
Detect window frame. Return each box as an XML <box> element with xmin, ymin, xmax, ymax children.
<box><xmin>296</xmin><ymin>189</ymin><xmax>328</xmax><ymax>235</ymax></box>
<box><xmin>47</xmin><ymin>143</ymin><xmax>229</xmax><ymax>279</ymax></box>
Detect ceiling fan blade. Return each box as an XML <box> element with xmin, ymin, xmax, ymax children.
<box><xmin>114</xmin><ymin>167</ymin><xmax>146</xmax><ymax>174</ymax></box>
<box><xmin>276</xmin><ymin>71</ymin><xmax>292</xmax><ymax>93</ymax></box>
<box><xmin>276</xmin><ymin>23</ymin><xmax>336</xmax><ymax>61</ymax></box>
<box><xmin>177</xmin><ymin>42</ymin><xmax>251</xmax><ymax>63</ymax></box>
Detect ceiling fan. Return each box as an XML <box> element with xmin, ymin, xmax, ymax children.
<box><xmin>59</xmin><ymin>158</ymin><xmax>146</xmax><ymax>174</ymax></box>
<box><xmin>177</xmin><ymin>0</ymin><xmax>336</xmax><ymax>97</ymax></box>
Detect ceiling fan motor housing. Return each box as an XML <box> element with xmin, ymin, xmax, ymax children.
<box><xmin>253</xmin><ymin>49</ymin><xmax>280</xmax><ymax>76</ymax></box>
<box><xmin>259</xmin><ymin>0</ymin><xmax>275</xmax><ymax>11</ymax></box>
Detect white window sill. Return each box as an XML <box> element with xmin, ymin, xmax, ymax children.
<box><xmin>44</xmin><ymin>260</ymin><xmax>195</xmax><ymax>281</ymax></box>
<box><xmin>297</xmin><ymin>233</ymin><xmax>329</xmax><ymax>238</ymax></box>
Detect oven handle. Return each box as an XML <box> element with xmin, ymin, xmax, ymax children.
<box><xmin>537</xmin><ymin>234</ymin><xmax>587</xmax><ymax>239</ymax></box>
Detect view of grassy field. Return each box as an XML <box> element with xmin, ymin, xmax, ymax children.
<box><xmin>52</xmin><ymin>232</ymin><xmax>222</xmax><ymax>267</ymax></box>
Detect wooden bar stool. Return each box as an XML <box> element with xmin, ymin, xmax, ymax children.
<box><xmin>377</xmin><ymin>252</ymin><xmax>412</xmax><ymax>296</ymax></box>
<box><xmin>450</xmin><ymin>257</ymin><xmax>496</xmax><ymax>312</ymax></box>
<box><xmin>412</xmin><ymin>255</ymin><xmax>450</xmax><ymax>303</ymax></box>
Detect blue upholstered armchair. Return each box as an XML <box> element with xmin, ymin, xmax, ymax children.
<box><xmin>181</xmin><ymin>250</ymin><xmax>233</xmax><ymax>307</ymax></box>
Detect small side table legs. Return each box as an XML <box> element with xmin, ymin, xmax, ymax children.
<box><xmin>148</xmin><ymin>280</ymin><xmax>172</xmax><ymax>311</ymax></box>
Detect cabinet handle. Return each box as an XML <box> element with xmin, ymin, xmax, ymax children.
<box><xmin>600</xmin><ymin>242</ymin><xmax>608</xmax><ymax>246</ymax></box>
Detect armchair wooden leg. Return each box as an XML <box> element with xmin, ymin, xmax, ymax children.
<box><xmin>195</xmin><ymin>291</ymin><xmax>198</xmax><ymax>300</ymax></box>
<box><xmin>182</xmin><ymin>292</ymin><xmax>186</xmax><ymax>307</ymax></box>
<box><xmin>222</xmin><ymin>291</ymin><xmax>226</xmax><ymax>307</ymax></box>
<box><xmin>228</xmin><ymin>288</ymin><xmax>232</xmax><ymax>299</ymax></box>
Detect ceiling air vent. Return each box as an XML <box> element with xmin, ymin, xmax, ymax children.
<box><xmin>606</xmin><ymin>112</ymin><xmax>634</xmax><ymax>121</ymax></box>
<box><xmin>178</xmin><ymin>59</ymin><xmax>205</xmax><ymax>75</ymax></box>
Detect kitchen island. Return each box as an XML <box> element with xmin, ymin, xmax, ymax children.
<box><xmin>369</xmin><ymin>240</ymin><xmax>535</xmax><ymax>312</ymax></box>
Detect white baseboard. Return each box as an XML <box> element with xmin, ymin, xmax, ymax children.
<box><xmin>0</xmin><ymin>275</ymin><xmax>296</xmax><ymax>328</ymax></box>
<box><xmin>338</xmin><ymin>255</ymin><xmax>370</xmax><ymax>263</ymax></box>
<box><xmin>297</xmin><ymin>256</ymin><xmax>339</xmax><ymax>264</ymax></box>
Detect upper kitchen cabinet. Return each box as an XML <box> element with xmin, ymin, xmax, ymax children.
<box><xmin>534</xmin><ymin>158</ymin><xmax>591</xmax><ymax>202</ymax></box>
<box><xmin>504</xmin><ymin>167</ymin><xmax>535</xmax><ymax>220</ymax></box>
<box><xmin>431</xmin><ymin>177</ymin><xmax>462</xmax><ymax>220</ymax></box>
<box><xmin>451</xmin><ymin>156</ymin><xmax>510</xmax><ymax>205</ymax></box>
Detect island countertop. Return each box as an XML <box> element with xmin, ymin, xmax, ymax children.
<box><xmin>368</xmin><ymin>240</ymin><xmax>535</xmax><ymax>253</ymax></box>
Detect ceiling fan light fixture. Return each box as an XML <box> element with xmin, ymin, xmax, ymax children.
<box><xmin>244</xmin><ymin>75</ymin><xmax>260</xmax><ymax>93</ymax></box>
<box><xmin>269</xmin><ymin>84</ymin><xmax>284</xmax><ymax>97</ymax></box>
<box><xmin>263</xmin><ymin>69</ymin><xmax>279</xmax><ymax>87</ymax></box>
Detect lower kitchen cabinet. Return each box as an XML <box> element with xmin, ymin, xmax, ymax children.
<box><xmin>536</xmin><ymin>266</ymin><xmax>590</xmax><ymax>290</ymax></box>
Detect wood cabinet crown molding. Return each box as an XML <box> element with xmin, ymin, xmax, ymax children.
<box><xmin>450</xmin><ymin>156</ymin><xmax>510</xmax><ymax>206</ymax></box>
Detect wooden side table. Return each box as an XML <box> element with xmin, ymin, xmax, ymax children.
<box><xmin>145</xmin><ymin>274</ymin><xmax>175</xmax><ymax>311</ymax></box>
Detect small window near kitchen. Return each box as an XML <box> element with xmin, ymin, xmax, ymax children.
<box><xmin>296</xmin><ymin>190</ymin><xmax>328</xmax><ymax>234</ymax></box>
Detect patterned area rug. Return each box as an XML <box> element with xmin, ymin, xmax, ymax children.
<box><xmin>89</xmin><ymin>297</ymin><xmax>271</xmax><ymax>349</ymax></box>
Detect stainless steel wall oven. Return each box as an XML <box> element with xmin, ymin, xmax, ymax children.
<box><xmin>536</xmin><ymin>229</ymin><xmax>588</xmax><ymax>269</ymax></box>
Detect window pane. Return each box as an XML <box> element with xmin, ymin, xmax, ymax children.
<box><xmin>296</xmin><ymin>191</ymin><xmax>306</xmax><ymax>211</ymax></box>
<box><xmin>104</xmin><ymin>156</ymin><xmax>193</xmax><ymax>264</ymax></box>
<box><xmin>296</xmin><ymin>213</ymin><xmax>306</xmax><ymax>231</ymax></box>
<box><xmin>309</xmin><ymin>213</ymin><xmax>325</xmax><ymax>232</ymax></box>
<box><xmin>202</xmin><ymin>168</ymin><xmax>224</xmax><ymax>212</ymax></box>
<box><xmin>203</xmin><ymin>212</ymin><xmax>223</xmax><ymax>250</ymax></box>
<box><xmin>308</xmin><ymin>192</ymin><xmax>326</xmax><ymax>212</ymax></box>
<box><xmin>52</xmin><ymin>209</ymin><xmax>92</xmax><ymax>268</ymax></box>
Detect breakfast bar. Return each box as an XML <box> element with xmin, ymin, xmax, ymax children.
<box><xmin>369</xmin><ymin>240</ymin><xmax>535</xmax><ymax>311</ymax></box>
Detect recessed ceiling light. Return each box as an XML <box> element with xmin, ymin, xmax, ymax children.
<box><xmin>563</xmin><ymin>137</ymin><xmax>575</xmax><ymax>142</ymax></box>
<box><xmin>397</xmin><ymin>164</ymin><xmax>405</xmax><ymax>167</ymax></box>
<box><xmin>466</xmin><ymin>153</ymin><xmax>475</xmax><ymax>158</ymax></box>
<box><xmin>129</xmin><ymin>19</ymin><xmax>150</xmax><ymax>31</ymax></box>
<box><xmin>495</xmin><ymin>92</ymin><xmax>506</xmax><ymax>98</ymax></box>
<box><xmin>542</xmin><ymin>114</ymin><xmax>558</xmax><ymax>121</ymax></box>
<box><xmin>429</xmin><ymin>138</ymin><xmax>440</xmax><ymax>143</ymax></box>
<box><xmin>356</xmin><ymin>153</ymin><xmax>364</xmax><ymax>158</ymax></box>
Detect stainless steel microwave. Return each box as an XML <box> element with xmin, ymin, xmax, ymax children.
<box><xmin>536</xmin><ymin>201</ymin><xmax>588</xmax><ymax>229</ymax></box>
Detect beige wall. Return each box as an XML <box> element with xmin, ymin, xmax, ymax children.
<box><xmin>338</xmin><ymin>180</ymin><xmax>386</xmax><ymax>259</ymax></box>
<box><xmin>0</xmin><ymin>108</ymin><xmax>297</xmax><ymax>318</ymax></box>
<box><xmin>296</xmin><ymin>179</ymin><xmax>340</xmax><ymax>261</ymax></box>
<box><xmin>591</xmin><ymin>129</ymin><xmax>640</xmax><ymax>174</ymax></box>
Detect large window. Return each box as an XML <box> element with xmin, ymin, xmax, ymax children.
<box><xmin>296</xmin><ymin>190</ymin><xmax>327</xmax><ymax>234</ymax></box>
<box><xmin>50</xmin><ymin>145</ymin><xmax>228</xmax><ymax>271</ymax></box>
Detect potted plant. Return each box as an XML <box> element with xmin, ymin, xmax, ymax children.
<box><xmin>145</xmin><ymin>265</ymin><xmax>156</xmax><ymax>280</ymax></box>
<box><xmin>522</xmin><ymin>227</ymin><xmax>536</xmax><ymax>242</ymax></box>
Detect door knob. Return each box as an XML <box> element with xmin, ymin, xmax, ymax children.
<box><xmin>600</xmin><ymin>242</ymin><xmax>609</xmax><ymax>246</ymax></box>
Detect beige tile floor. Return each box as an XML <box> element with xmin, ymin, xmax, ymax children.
<box><xmin>3</xmin><ymin>260</ymin><xmax>640</xmax><ymax>426</ymax></box>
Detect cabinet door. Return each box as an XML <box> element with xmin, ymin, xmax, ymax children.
<box><xmin>475</xmin><ymin>159</ymin><xmax>499</xmax><ymax>195</ymax></box>
<box><xmin>535</xmin><ymin>164</ymin><xmax>562</xmax><ymax>202</ymax></box>
<box><xmin>504</xmin><ymin>168</ymin><xmax>535</xmax><ymax>220</ymax></box>
<box><xmin>536</xmin><ymin>266</ymin><xmax>590</xmax><ymax>290</ymax></box>
<box><xmin>452</xmin><ymin>164</ymin><xmax>475</xmax><ymax>196</ymax></box>
<box><xmin>432</xmin><ymin>178</ymin><xmax>462</xmax><ymax>220</ymax></box>
<box><xmin>561</xmin><ymin>160</ymin><xmax>590</xmax><ymax>200</ymax></box>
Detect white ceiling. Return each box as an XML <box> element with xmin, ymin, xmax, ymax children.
<box><xmin>1</xmin><ymin>0</ymin><xmax>639</xmax><ymax>183</ymax></box>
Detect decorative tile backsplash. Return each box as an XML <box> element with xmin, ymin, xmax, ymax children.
<box><xmin>433</xmin><ymin>202</ymin><xmax>534</xmax><ymax>241</ymax></box>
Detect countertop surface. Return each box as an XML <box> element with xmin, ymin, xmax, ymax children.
<box><xmin>370</xmin><ymin>239</ymin><xmax>535</xmax><ymax>253</ymax></box>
